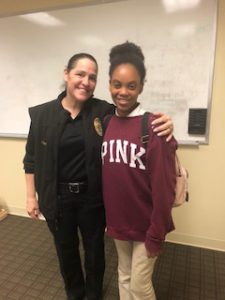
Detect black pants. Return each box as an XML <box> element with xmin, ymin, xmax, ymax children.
<box><xmin>46</xmin><ymin>193</ymin><xmax>105</xmax><ymax>300</ymax></box>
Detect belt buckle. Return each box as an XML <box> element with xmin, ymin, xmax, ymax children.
<box><xmin>69</xmin><ymin>183</ymin><xmax>79</xmax><ymax>194</ymax></box>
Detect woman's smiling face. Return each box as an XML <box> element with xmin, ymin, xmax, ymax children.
<box><xmin>64</xmin><ymin>57</ymin><xmax>97</xmax><ymax>103</ymax></box>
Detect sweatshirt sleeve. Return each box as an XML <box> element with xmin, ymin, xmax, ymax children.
<box><xmin>145</xmin><ymin>117</ymin><xmax>177</xmax><ymax>254</ymax></box>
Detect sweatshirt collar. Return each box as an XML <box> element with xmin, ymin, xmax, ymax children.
<box><xmin>115</xmin><ymin>103</ymin><xmax>146</xmax><ymax>117</ymax></box>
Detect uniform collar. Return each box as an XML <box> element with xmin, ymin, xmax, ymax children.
<box><xmin>57</xmin><ymin>90</ymin><xmax>93</xmax><ymax>117</ymax></box>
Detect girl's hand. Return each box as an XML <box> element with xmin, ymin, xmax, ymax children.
<box><xmin>147</xmin><ymin>250</ymin><xmax>159</xmax><ymax>258</ymax></box>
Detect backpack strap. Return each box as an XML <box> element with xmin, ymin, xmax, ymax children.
<box><xmin>103</xmin><ymin>114</ymin><xmax>113</xmax><ymax>133</ymax></box>
<box><xmin>141</xmin><ymin>112</ymin><xmax>150</xmax><ymax>146</ymax></box>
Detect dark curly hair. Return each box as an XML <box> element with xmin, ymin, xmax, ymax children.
<box><xmin>109</xmin><ymin>41</ymin><xmax>146</xmax><ymax>84</ymax></box>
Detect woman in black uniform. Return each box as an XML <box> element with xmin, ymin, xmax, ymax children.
<box><xmin>23</xmin><ymin>52</ymin><xmax>173</xmax><ymax>300</ymax></box>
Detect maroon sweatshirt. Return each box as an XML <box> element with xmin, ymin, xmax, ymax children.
<box><xmin>102</xmin><ymin>113</ymin><xmax>177</xmax><ymax>254</ymax></box>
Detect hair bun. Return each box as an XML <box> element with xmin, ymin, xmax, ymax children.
<box><xmin>109</xmin><ymin>41</ymin><xmax>144</xmax><ymax>63</ymax></box>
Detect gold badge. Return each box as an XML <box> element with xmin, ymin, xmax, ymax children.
<box><xmin>94</xmin><ymin>117</ymin><xmax>103</xmax><ymax>136</ymax></box>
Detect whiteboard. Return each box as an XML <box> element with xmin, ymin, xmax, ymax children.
<box><xmin>0</xmin><ymin>0</ymin><xmax>217</xmax><ymax>144</ymax></box>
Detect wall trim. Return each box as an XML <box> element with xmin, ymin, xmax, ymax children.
<box><xmin>7</xmin><ymin>206</ymin><xmax>45</xmax><ymax>220</ymax></box>
<box><xmin>167</xmin><ymin>231</ymin><xmax>225</xmax><ymax>252</ymax></box>
<box><xmin>6</xmin><ymin>206</ymin><xmax>225</xmax><ymax>252</ymax></box>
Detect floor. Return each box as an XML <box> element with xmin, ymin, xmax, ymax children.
<box><xmin>0</xmin><ymin>215</ymin><xmax>224</xmax><ymax>300</ymax></box>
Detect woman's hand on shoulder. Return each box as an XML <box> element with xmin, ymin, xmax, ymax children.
<box><xmin>151</xmin><ymin>112</ymin><xmax>173</xmax><ymax>142</ymax></box>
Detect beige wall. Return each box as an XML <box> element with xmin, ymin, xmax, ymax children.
<box><xmin>0</xmin><ymin>0</ymin><xmax>225</xmax><ymax>251</ymax></box>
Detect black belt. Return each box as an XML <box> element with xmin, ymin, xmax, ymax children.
<box><xmin>58</xmin><ymin>182</ymin><xmax>87</xmax><ymax>194</ymax></box>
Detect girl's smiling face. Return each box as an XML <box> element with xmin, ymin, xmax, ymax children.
<box><xmin>109</xmin><ymin>63</ymin><xmax>143</xmax><ymax>116</ymax></box>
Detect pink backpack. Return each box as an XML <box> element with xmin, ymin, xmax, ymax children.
<box><xmin>141</xmin><ymin>112</ymin><xmax>189</xmax><ymax>207</ymax></box>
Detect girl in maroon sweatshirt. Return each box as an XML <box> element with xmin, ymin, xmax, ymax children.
<box><xmin>102</xmin><ymin>42</ymin><xmax>177</xmax><ymax>300</ymax></box>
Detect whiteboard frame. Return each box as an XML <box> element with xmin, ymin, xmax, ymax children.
<box><xmin>203</xmin><ymin>0</ymin><xmax>218</xmax><ymax>145</ymax></box>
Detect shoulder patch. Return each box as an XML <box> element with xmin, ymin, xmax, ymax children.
<box><xmin>94</xmin><ymin>117</ymin><xmax>103</xmax><ymax>136</ymax></box>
